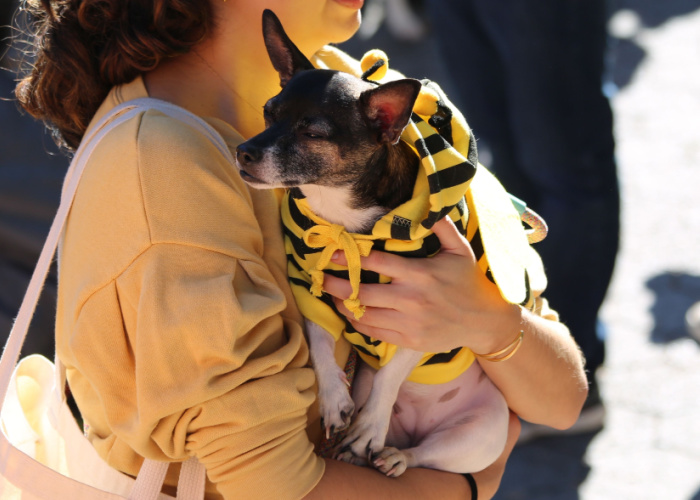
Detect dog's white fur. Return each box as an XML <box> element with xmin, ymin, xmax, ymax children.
<box><xmin>300</xmin><ymin>184</ymin><xmax>388</xmax><ymax>234</ymax></box>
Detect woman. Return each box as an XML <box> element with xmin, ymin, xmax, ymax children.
<box><xmin>16</xmin><ymin>0</ymin><xmax>587</xmax><ymax>498</ymax></box>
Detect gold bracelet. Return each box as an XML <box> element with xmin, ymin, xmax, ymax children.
<box><xmin>473</xmin><ymin>330</ymin><xmax>524</xmax><ymax>362</ymax></box>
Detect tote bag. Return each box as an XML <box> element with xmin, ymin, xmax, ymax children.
<box><xmin>0</xmin><ymin>98</ymin><xmax>236</xmax><ymax>499</ymax></box>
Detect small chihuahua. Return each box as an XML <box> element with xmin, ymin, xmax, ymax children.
<box><xmin>235</xmin><ymin>10</ymin><xmax>509</xmax><ymax>477</ymax></box>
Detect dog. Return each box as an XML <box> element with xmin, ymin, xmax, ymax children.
<box><xmin>235</xmin><ymin>10</ymin><xmax>509</xmax><ymax>477</ymax></box>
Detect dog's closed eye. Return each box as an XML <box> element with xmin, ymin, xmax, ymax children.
<box><xmin>303</xmin><ymin>131</ymin><xmax>325</xmax><ymax>139</ymax></box>
<box><xmin>299</xmin><ymin>119</ymin><xmax>332</xmax><ymax>140</ymax></box>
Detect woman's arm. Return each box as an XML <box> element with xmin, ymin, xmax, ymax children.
<box><xmin>322</xmin><ymin>218</ymin><xmax>588</xmax><ymax>428</ymax></box>
<box><xmin>305</xmin><ymin>412</ymin><xmax>520</xmax><ymax>499</ymax></box>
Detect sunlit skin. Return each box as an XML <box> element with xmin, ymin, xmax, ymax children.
<box><xmin>143</xmin><ymin>1</ymin><xmax>587</xmax><ymax>498</ymax></box>
<box><xmin>145</xmin><ymin>0</ymin><xmax>362</xmax><ymax>139</ymax></box>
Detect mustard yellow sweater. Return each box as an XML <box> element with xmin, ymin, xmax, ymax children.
<box><xmin>55</xmin><ymin>47</ymin><xmax>371</xmax><ymax>500</ymax></box>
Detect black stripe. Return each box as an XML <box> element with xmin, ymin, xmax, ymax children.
<box><xmin>390</xmin><ymin>216</ymin><xmax>412</xmax><ymax>240</ymax></box>
<box><xmin>287</xmin><ymin>196</ymin><xmax>316</xmax><ymax>231</ymax></box>
<box><xmin>284</xmin><ymin>225</ymin><xmax>322</xmax><ymax>258</ymax></box>
<box><xmin>289</xmin><ymin>187</ymin><xmax>305</xmax><ymax>199</ymax></box>
<box><xmin>422</xmin><ymin>232</ymin><xmax>441</xmax><ymax>256</ymax></box>
<box><xmin>289</xmin><ymin>277</ymin><xmax>342</xmax><ymax>313</ymax></box>
<box><xmin>289</xmin><ymin>261</ymin><xmax>383</xmax><ymax>286</ymax></box>
<box><xmin>287</xmin><ymin>254</ymin><xmax>304</xmax><ymax>273</ymax></box>
<box><xmin>372</xmin><ymin>239</ymin><xmax>386</xmax><ymax>252</ymax></box>
<box><xmin>520</xmin><ymin>270</ymin><xmax>532</xmax><ymax>307</ymax></box>
<box><xmin>357</xmin><ymin>331</ymin><xmax>382</xmax><ymax>347</ymax></box>
<box><xmin>421</xmin><ymin>205</ymin><xmax>454</xmax><ymax>230</ymax></box>
<box><xmin>454</xmin><ymin>199</ymin><xmax>468</xmax><ymax>236</ymax></box>
<box><xmin>426</xmin><ymin>162</ymin><xmax>476</xmax><ymax>194</ymax></box>
<box><xmin>455</xmin><ymin>197</ymin><xmax>466</xmax><ymax>216</ymax></box>
<box><xmin>324</xmin><ymin>267</ymin><xmax>382</xmax><ymax>284</ymax></box>
<box><xmin>420</xmin><ymin>347</ymin><xmax>462</xmax><ymax>366</ymax></box>
<box><xmin>414</xmin><ymin>134</ymin><xmax>450</xmax><ymax>159</ymax></box>
<box><xmin>469</xmin><ymin>227</ymin><xmax>484</xmax><ymax>261</ymax></box>
<box><xmin>485</xmin><ymin>267</ymin><xmax>495</xmax><ymax>284</ymax></box>
<box><xmin>351</xmin><ymin>343</ymin><xmax>380</xmax><ymax>360</ymax></box>
<box><xmin>385</xmin><ymin>237</ymin><xmax>438</xmax><ymax>259</ymax></box>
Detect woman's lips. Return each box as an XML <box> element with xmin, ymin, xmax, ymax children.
<box><xmin>333</xmin><ymin>0</ymin><xmax>364</xmax><ymax>10</ymax></box>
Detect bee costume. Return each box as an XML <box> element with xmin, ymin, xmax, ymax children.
<box><xmin>282</xmin><ymin>51</ymin><xmax>549</xmax><ymax>385</ymax></box>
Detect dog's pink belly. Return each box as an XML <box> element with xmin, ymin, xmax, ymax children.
<box><xmin>353</xmin><ymin>360</ymin><xmax>498</xmax><ymax>449</ymax></box>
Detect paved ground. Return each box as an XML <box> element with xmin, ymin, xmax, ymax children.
<box><xmin>341</xmin><ymin>2</ymin><xmax>700</xmax><ymax>499</ymax></box>
<box><xmin>2</xmin><ymin>2</ymin><xmax>700</xmax><ymax>498</ymax></box>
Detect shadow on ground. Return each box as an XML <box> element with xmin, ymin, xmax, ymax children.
<box><xmin>607</xmin><ymin>0</ymin><xmax>700</xmax><ymax>90</ymax></box>
<box><xmin>494</xmin><ymin>431</ymin><xmax>599</xmax><ymax>500</ymax></box>
<box><xmin>645</xmin><ymin>272</ymin><xmax>700</xmax><ymax>344</ymax></box>
<box><xmin>616</xmin><ymin>0</ymin><xmax>700</xmax><ymax>27</ymax></box>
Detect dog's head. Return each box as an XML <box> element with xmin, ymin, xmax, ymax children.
<box><xmin>235</xmin><ymin>9</ymin><xmax>421</xmax><ymax>190</ymax></box>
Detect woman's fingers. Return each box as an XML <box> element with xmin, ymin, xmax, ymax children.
<box><xmin>346</xmin><ymin>324</ymin><xmax>405</xmax><ymax>347</ymax></box>
<box><xmin>322</xmin><ymin>273</ymin><xmax>406</xmax><ymax>310</ymax></box>
<box><xmin>329</xmin><ymin>217</ymin><xmax>476</xmax><ymax>280</ymax></box>
<box><xmin>330</xmin><ymin>243</ymin><xmax>421</xmax><ymax>280</ymax></box>
<box><xmin>430</xmin><ymin>217</ymin><xmax>476</xmax><ymax>260</ymax></box>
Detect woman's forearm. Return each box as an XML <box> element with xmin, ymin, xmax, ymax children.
<box><xmin>479</xmin><ymin>307</ymin><xmax>588</xmax><ymax>429</ymax></box>
<box><xmin>304</xmin><ymin>459</ymin><xmax>472</xmax><ymax>499</ymax></box>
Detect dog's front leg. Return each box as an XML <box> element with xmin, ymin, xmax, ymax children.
<box><xmin>337</xmin><ymin>347</ymin><xmax>422</xmax><ymax>463</ymax></box>
<box><xmin>306</xmin><ymin>320</ymin><xmax>355</xmax><ymax>438</ymax></box>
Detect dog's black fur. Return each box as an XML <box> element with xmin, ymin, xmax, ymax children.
<box><xmin>235</xmin><ymin>10</ymin><xmax>423</xmax><ymax>234</ymax></box>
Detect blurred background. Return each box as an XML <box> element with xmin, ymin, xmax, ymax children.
<box><xmin>2</xmin><ymin>0</ymin><xmax>700</xmax><ymax>498</ymax></box>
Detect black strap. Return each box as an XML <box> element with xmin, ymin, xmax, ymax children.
<box><xmin>464</xmin><ymin>473</ymin><xmax>478</xmax><ymax>500</ymax></box>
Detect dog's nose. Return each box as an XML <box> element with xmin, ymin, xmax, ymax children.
<box><xmin>235</xmin><ymin>144</ymin><xmax>261</xmax><ymax>166</ymax></box>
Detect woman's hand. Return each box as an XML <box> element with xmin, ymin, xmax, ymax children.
<box><xmin>322</xmin><ymin>217</ymin><xmax>521</xmax><ymax>355</ymax></box>
<box><xmin>323</xmin><ymin>217</ymin><xmax>588</xmax><ymax>427</ymax></box>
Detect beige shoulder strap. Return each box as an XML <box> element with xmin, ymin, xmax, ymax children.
<box><xmin>1</xmin><ymin>98</ymin><xmax>225</xmax><ymax>499</ymax></box>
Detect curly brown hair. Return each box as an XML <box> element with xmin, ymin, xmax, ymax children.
<box><xmin>14</xmin><ymin>0</ymin><xmax>213</xmax><ymax>151</ymax></box>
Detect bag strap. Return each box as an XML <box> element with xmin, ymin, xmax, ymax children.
<box><xmin>1</xmin><ymin>97</ymin><xmax>225</xmax><ymax>500</ymax></box>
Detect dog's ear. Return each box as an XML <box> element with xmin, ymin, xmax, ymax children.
<box><xmin>359</xmin><ymin>79</ymin><xmax>422</xmax><ymax>145</ymax></box>
<box><xmin>262</xmin><ymin>9</ymin><xmax>315</xmax><ymax>87</ymax></box>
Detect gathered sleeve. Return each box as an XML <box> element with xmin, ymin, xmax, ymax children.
<box><xmin>57</xmin><ymin>108</ymin><xmax>324</xmax><ymax>499</ymax></box>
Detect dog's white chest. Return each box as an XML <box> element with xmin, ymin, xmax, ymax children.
<box><xmin>299</xmin><ymin>184</ymin><xmax>387</xmax><ymax>233</ymax></box>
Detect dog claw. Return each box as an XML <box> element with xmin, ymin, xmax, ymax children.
<box><xmin>372</xmin><ymin>447</ymin><xmax>408</xmax><ymax>477</ymax></box>
<box><xmin>366</xmin><ymin>439</ymin><xmax>374</xmax><ymax>461</ymax></box>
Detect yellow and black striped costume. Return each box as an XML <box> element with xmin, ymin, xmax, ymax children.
<box><xmin>282</xmin><ymin>79</ymin><xmax>547</xmax><ymax>385</ymax></box>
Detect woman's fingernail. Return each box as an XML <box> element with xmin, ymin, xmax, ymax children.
<box><xmin>331</xmin><ymin>251</ymin><xmax>341</xmax><ymax>262</ymax></box>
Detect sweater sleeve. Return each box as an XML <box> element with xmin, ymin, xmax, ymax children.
<box><xmin>58</xmin><ymin>109</ymin><xmax>324</xmax><ymax>499</ymax></box>
<box><xmin>115</xmin><ymin>244</ymin><xmax>322</xmax><ymax>499</ymax></box>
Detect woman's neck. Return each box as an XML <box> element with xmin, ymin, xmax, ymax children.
<box><xmin>143</xmin><ymin>10</ymin><xmax>324</xmax><ymax>139</ymax></box>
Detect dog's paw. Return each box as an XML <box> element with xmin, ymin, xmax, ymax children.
<box><xmin>372</xmin><ymin>447</ymin><xmax>409</xmax><ymax>477</ymax></box>
<box><xmin>318</xmin><ymin>374</ymin><xmax>355</xmax><ymax>438</ymax></box>
<box><xmin>334</xmin><ymin>448</ymin><xmax>368</xmax><ymax>467</ymax></box>
<box><xmin>337</xmin><ymin>409</ymin><xmax>388</xmax><ymax>461</ymax></box>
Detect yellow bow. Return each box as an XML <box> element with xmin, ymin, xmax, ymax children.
<box><xmin>303</xmin><ymin>224</ymin><xmax>374</xmax><ymax>319</ymax></box>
